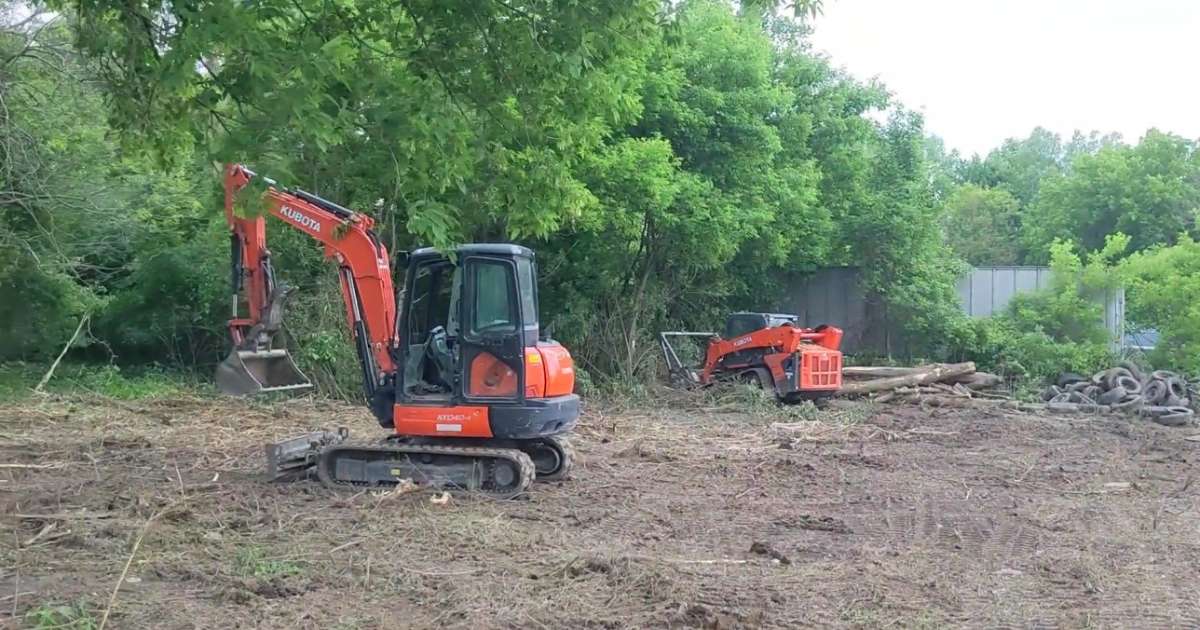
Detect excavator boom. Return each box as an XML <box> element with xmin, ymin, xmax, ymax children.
<box><xmin>217</xmin><ymin>164</ymin><xmax>396</xmax><ymax>396</ymax></box>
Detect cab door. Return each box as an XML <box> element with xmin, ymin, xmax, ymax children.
<box><xmin>457</xmin><ymin>255</ymin><xmax>525</xmax><ymax>403</ymax></box>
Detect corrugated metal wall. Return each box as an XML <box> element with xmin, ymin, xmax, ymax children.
<box><xmin>781</xmin><ymin>267</ymin><xmax>895</xmax><ymax>355</ymax></box>
<box><xmin>956</xmin><ymin>266</ymin><xmax>1054</xmax><ymax>317</ymax></box>
<box><xmin>783</xmin><ymin>266</ymin><xmax>1124</xmax><ymax>355</ymax></box>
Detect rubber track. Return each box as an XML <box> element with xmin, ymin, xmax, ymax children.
<box><xmin>534</xmin><ymin>435</ymin><xmax>575</xmax><ymax>482</ymax></box>
<box><xmin>316</xmin><ymin>442</ymin><xmax>536</xmax><ymax>499</ymax></box>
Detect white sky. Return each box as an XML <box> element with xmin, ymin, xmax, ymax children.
<box><xmin>808</xmin><ymin>0</ymin><xmax>1200</xmax><ymax>157</ymax></box>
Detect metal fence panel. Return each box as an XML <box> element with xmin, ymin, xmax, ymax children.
<box><xmin>958</xmin><ymin>266</ymin><xmax>1061</xmax><ymax>318</ymax></box>
<box><xmin>786</xmin><ymin>266</ymin><xmax>1126</xmax><ymax>356</ymax></box>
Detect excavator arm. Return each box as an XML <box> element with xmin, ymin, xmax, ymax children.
<box><xmin>217</xmin><ymin>164</ymin><xmax>398</xmax><ymax>397</ymax></box>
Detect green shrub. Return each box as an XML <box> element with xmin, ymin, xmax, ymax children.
<box><xmin>955</xmin><ymin>316</ymin><xmax>1112</xmax><ymax>381</ymax></box>
<box><xmin>1122</xmin><ymin>235</ymin><xmax>1200</xmax><ymax>374</ymax></box>
<box><xmin>93</xmin><ymin>220</ymin><xmax>228</xmax><ymax>367</ymax></box>
<box><xmin>25</xmin><ymin>600</ymin><xmax>98</xmax><ymax>630</ymax></box>
<box><xmin>0</xmin><ymin>246</ymin><xmax>100</xmax><ymax>361</ymax></box>
<box><xmin>284</xmin><ymin>276</ymin><xmax>364</xmax><ymax>400</ymax></box>
<box><xmin>950</xmin><ymin>238</ymin><xmax>1119</xmax><ymax>381</ymax></box>
<box><xmin>0</xmin><ymin>362</ymin><xmax>195</xmax><ymax>401</ymax></box>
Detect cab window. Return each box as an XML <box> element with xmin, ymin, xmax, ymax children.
<box><xmin>408</xmin><ymin>261</ymin><xmax>454</xmax><ymax>343</ymax></box>
<box><xmin>468</xmin><ymin>259</ymin><xmax>518</xmax><ymax>336</ymax></box>
<box><xmin>516</xmin><ymin>257</ymin><xmax>538</xmax><ymax>333</ymax></box>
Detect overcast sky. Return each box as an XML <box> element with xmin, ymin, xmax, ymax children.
<box><xmin>807</xmin><ymin>0</ymin><xmax>1200</xmax><ymax>157</ymax></box>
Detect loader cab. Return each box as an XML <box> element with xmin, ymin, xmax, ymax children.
<box><xmin>397</xmin><ymin>244</ymin><xmax>538</xmax><ymax>404</ymax></box>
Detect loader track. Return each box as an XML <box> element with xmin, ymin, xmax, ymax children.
<box><xmin>315</xmin><ymin>441</ymin><xmax>536</xmax><ymax>499</ymax></box>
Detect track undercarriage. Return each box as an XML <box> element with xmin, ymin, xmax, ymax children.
<box><xmin>266</xmin><ymin>430</ymin><xmax>573</xmax><ymax>499</ymax></box>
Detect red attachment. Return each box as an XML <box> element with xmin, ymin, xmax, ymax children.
<box><xmin>799</xmin><ymin>347</ymin><xmax>842</xmax><ymax>390</ymax></box>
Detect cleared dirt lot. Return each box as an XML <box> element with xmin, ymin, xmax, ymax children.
<box><xmin>2</xmin><ymin>394</ymin><xmax>1198</xmax><ymax>629</ymax></box>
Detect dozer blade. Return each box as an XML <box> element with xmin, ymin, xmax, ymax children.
<box><xmin>215</xmin><ymin>348</ymin><xmax>312</xmax><ymax>395</ymax></box>
<box><xmin>265</xmin><ymin>428</ymin><xmax>348</xmax><ymax>481</ymax></box>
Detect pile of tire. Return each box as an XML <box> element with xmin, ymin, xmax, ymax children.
<box><xmin>1043</xmin><ymin>362</ymin><xmax>1197</xmax><ymax>427</ymax></box>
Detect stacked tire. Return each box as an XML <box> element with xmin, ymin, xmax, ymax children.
<box><xmin>1043</xmin><ymin>362</ymin><xmax>1196</xmax><ymax>427</ymax></box>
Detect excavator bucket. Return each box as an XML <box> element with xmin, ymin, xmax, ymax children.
<box><xmin>215</xmin><ymin>348</ymin><xmax>312</xmax><ymax>395</ymax></box>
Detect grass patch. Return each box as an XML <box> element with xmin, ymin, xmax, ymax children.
<box><xmin>234</xmin><ymin>546</ymin><xmax>303</xmax><ymax>579</ymax></box>
<box><xmin>0</xmin><ymin>361</ymin><xmax>204</xmax><ymax>402</ymax></box>
<box><xmin>24</xmin><ymin>600</ymin><xmax>98</xmax><ymax>629</ymax></box>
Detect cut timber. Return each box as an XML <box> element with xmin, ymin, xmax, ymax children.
<box><xmin>837</xmin><ymin>362</ymin><xmax>976</xmax><ymax>396</ymax></box>
<box><xmin>841</xmin><ymin>366</ymin><xmax>926</xmax><ymax>378</ymax></box>
<box><xmin>946</xmin><ymin>371</ymin><xmax>1002</xmax><ymax>390</ymax></box>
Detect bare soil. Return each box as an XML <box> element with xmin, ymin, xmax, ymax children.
<box><xmin>1</xmin><ymin>394</ymin><xmax>1198</xmax><ymax>629</ymax></box>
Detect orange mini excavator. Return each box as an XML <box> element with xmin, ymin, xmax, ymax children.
<box><xmin>660</xmin><ymin>312</ymin><xmax>843</xmax><ymax>402</ymax></box>
<box><xmin>215</xmin><ymin>164</ymin><xmax>578</xmax><ymax>498</ymax></box>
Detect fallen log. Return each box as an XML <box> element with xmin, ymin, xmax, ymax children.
<box><xmin>841</xmin><ymin>366</ymin><xmax>926</xmax><ymax>379</ymax></box>
<box><xmin>945</xmin><ymin>371</ymin><xmax>1003</xmax><ymax>390</ymax></box>
<box><xmin>837</xmin><ymin>362</ymin><xmax>976</xmax><ymax>396</ymax></box>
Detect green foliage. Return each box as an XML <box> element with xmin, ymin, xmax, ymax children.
<box><xmin>24</xmin><ymin>600</ymin><xmax>98</xmax><ymax>630</ymax></box>
<box><xmin>964</xmin><ymin>127</ymin><xmax>1067</xmax><ymax>206</ymax></box>
<box><xmin>848</xmin><ymin>110</ymin><xmax>967</xmax><ymax>350</ymax></box>
<box><xmin>93</xmin><ymin>221</ymin><xmax>229</xmax><ymax>365</ymax></box>
<box><xmin>235</xmin><ymin>546</ymin><xmax>303</xmax><ymax>579</ymax></box>
<box><xmin>0</xmin><ymin>362</ymin><xmax>193</xmax><ymax>401</ymax></box>
<box><xmin>543</xmin><ymin>2</ymin><xmax>959</xmax><ymax>378</ymax></box>
<box><xmin>955</xmin><ymin>314</ymin><xmax>1113</xmax><ymax>383</ymax></box>
<box><xmin>1121</xmin><ymin>235</ymin><xmax>1200</xmax><ymax>374</ymax></box>
<box><xmin>950</xmin><ymin>238</ymin><xmax>1120</xmax><ymax>381</ymax></box>
<box><xmin>941</xmin><ymin>185</ymin><xmax>1022</xmax><ymax>265</ymax></box>
<box><xmin>0</xmin><ymin>14</ymin><xmax>222</xmax><ymax>368</ymax></box>
<box><xmin>57</xmin><ymin>0</ymin><xmax>660</xmax><ymax>249</ymax></box>
<box><xmin>1022</xmin><ymin>130</ymin><xmax>1200</xmax><ymax>262</ymax></box>
<box><xmin>286</xmin><ymin>279</ymin><xmax>364</xmax><ymax>399</ymax></box>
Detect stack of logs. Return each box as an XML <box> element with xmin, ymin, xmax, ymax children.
<box><xmin>836</xmin><ymin>362</ymin><xmax>1005</xmax><ymax>404</ymax></box>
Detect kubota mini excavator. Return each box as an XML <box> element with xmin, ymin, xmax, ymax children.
<box><xmin>215</xmin><ymin>164</ymin><xmax>578</xmax><ymax>498</ymax></box>
<box><xmin>660</xmin><ymin>312</ymin><xmax>843</xmax><ymax>402</ymax></box>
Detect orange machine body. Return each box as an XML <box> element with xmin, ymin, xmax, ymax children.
<box><xmin>700</xmin><ymin>324</ymin><xmax>843</xmax><ymax>399</ymax></box>
<box><xmin>396</xmin><ymin>341</ymin><xmax>577</xmax><ymax>438</ymax></box>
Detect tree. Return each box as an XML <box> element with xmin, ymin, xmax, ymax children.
<box><xmin>941</xmin><ymin>184</ymin><xmax>1022</xmax><ymax>265</ymax></box>
<box><xmin>0</xmin><ymin>7</ymin><xmax>223</xmax><ymax>364</ymax></box>
<box><xmin>1122</xmin><ymin>235</ymin><xmax>1200</xmax><ymax>373</ymax></box>
<box><xmin>972</xmin><ymin>127</ymin><xmax>1065</xmax><ymax>207</ymax></box>
<box><xmin>1022</xmin><ymin>130</ymin><xmax>1200</xmax><ymax>260</ymax></box>
<box><xmin>53</xmin><ymin>0</ymin><xmax>660</xmax><ymax>249</ymax></box>
<box><xmin>541</xmin><ymin>0</ymin><xmax>798</xmax><ymax>380</ymax></box>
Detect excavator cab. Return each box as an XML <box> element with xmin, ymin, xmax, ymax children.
<box><xmin>397</xmin><ymin>244</ymin><xmax>546</xmax><ymax>405</ymax></box>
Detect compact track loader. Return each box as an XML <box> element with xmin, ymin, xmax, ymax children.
<box><xmin>661</xmin><ymin>312</ymin><xmax>843</xmax><ymax>402</ymax></box>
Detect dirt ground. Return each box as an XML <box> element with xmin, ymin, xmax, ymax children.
<box><xmin>1</xmin><ymin>393</ymin><xmax>1198</xmax><ymax>629</ymax></box>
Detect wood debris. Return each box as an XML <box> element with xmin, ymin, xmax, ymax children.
<box><xmin>838</xmin><ymin>362</ymin><xmax>1009</xmax><ymax>405</ymax></box>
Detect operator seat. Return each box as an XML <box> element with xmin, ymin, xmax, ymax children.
<box><xmin>425</xmin><ymin>326</ymin><xmax>456</xmax><ymax>390</ymax></box>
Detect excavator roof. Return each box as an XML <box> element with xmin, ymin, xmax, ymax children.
<box><xmin>409</xmin><ymin>243</ymin><xmax>534</xmax><ymax>261</ymax></box>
